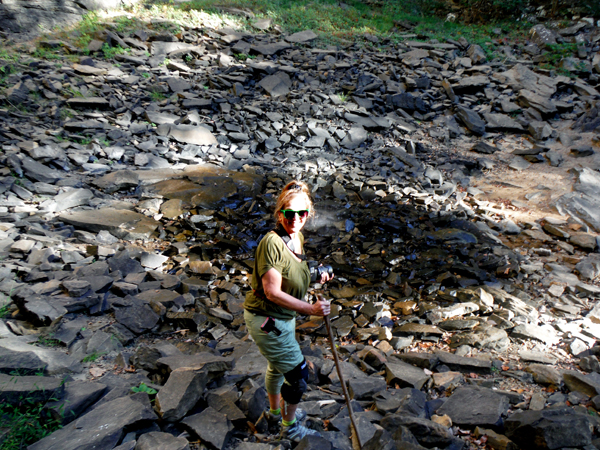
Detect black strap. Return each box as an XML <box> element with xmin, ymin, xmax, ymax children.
<box><xmin>273</xmin><ymin>225</ymin><xmax>306</xmax><ymax>260</ymax></box>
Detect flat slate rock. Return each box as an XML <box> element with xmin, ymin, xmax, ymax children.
<box><xmin>505</xmin><ymin>408</ymin><xmax>593</xmax><ymax>450</ymax></box>
<box><xmin>29</xmin><ymin>394</ymin><xmax>157</xmax><ymax>450</ymax></box>
<box><xmin>434</xmin><ymin>350</ymin><xmax>492</xmax><ymax>372</ymax></box>
<box><xmin>182</xmin><ymin>406</ymin><xmax>234</xmax><ymax>450</ymax></box>
<box><xmin>59</xmin><ymin>209</ymin><xmax>160</xmax><ymax>241</ymax></box>
<box><xmin>471</xmin><ymin>141</ymin><xmax>498</xmax><ymax>154</ymax></box>
<box><xmin>0</xmin><ymin>373</ymin><xmax>65</xmax><ymax>403</ymax></box>
<box><xmin>157</xmin><ymin>124</ymin><xmax>218</xmax><ymax>146</ymax></box>
<box><xmin>66</xmin><ymin>97</ymin><xmax>111</xmax><ymax>109</ymax></box>
<box><xmin>384</xmin><ymin>359</ymin><xmax>430</xmax><ymax>389</ymax></box>
<box><xmin>0</xmin><ymin>337</ymin><xmax>82</xmax><ymax>375</ymax></box>
<box><xmin>518</xmin><ymin>350</ymin><xmax>557</xmax><ymax>364</ymax></box>
<box><xmin>136</xmin><ymin>431</ymin><xmax>190</xmax><ymax>450</ymax></box>
<box><xmin>251</xmin><ymin>41</ymin><xmax>291</xmax><ymax>56</ymax></box>
<box><xmin>437</xmin><ymin>386</ymin><xmax>509</xmax><ymax>427</ymax></box>
<box><xmin>156</xmin><ymin>367</ymin><xmax>210</xmax><ymax>421</ymax></box>
<box><xmin>456</xmin><ymin>106</ymin><xmax>486</xmax><ymax>136</ymax></box>
<box><xmin>114</xmin><ymin>297</ymin><xmax>160</xmax><ymax>334</ymax></box>
<box><xmin>258</xmin><ymin>71</ymin><xmax>292</xmax><ymax>98</ymax></box>
<box><xmin>47</xmin><ymin>380</ymin><xmax>107</xmax><ymax>425</ymax></box>
<box><xmin>285</xmin><ymin>30</ymin><xmax>318</xmax><ymax>43</ymax></box>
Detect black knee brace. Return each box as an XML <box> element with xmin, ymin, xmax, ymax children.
<box><xmin>280</xmin><ymin>359</ymin><xmax>309</xmax><ymax>405</ymax></box>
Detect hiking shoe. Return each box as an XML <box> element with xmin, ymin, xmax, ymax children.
<box><xmin>280</xmin><ymin>420</ymin><xmax>321</xmax><ymax>442</ymax></box>
<box><xmin>265</xmin><ymin>407</ymin><xmax>307</xmax><ymax>426</ymax></box>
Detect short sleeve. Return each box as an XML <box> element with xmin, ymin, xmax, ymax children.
<box><xmin>255</xmin><ymin>233</ymin><xmax>286</xmax><ymax>278</ymax></box>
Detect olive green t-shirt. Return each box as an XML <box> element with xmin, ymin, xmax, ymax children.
<box><xmin>244</xmin><ymin>231</ymin><xmax>311</xmax><ymax>320</ymax></box>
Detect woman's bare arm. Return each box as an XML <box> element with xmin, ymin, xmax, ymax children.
<box><xmin>262</xmin><ymin>268</ymin><xmax>330</xmax><ymax>316</ymax></box>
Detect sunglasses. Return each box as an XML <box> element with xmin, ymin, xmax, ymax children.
<box><xmin>280</xmin><ymin>209</ymin><xmax>310</xmax><ymax>220</ymax></box>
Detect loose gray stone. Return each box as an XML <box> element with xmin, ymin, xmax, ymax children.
<box><xmin>456</xmin><ymin>106</ymin><xmax>486</xmax><ymax>136</ymax></box>
<box><xmin>384</xmin><ymin>359</ymin><xmax>430</xmax><ymax>389</ymax></box>
<box><xmin>59</xmin><ymin>209</ymin><xmax>159</xmax><ymax>241</ymax></box>
<box><xmin>509</xmin><ymin>156</ymin><xmax>532</xmax><ymax>171</ymax></box>
<box><xmin>158</xmin><ymin>124</ymin><xmax>218</xmax><ymax>146</ymax></box>
<box><xmin>47</xmin><ymin>380</ymin><xmax>107</xmax><ymax>425</ymax></box>
<box><xmin>437</xmin><ymin>386</ymin><xmax>509</xmax><ymax>427</ymax></box>
<box><xmin>483</xmin><ymin>113</ymin><xmax>524</xmax><ymax>131</ymax></box>
<box><xmin>380</xmin><ymin>415</ymin><xmax>454</xmax><ymax>448</ymax></box>
<box><xmin>285</xmin><ymin>30</ymin><xmax>318</xmax><ymax>43</ymax></box>
<box><xmin>0</xmin><ymin>373</ymin><xmax>65</xmax><ymax>403</ymax></box>
<box><xmin>258</xmin><ymin>72</ymin><xmax>292</xmax><ymax>98</ymax></box>
<box><xmin>182</xmin><ymin>406</ymin><xmax>233</xmax><ymax>450</ymax></box>
<box><xmin>114</xmin><ymin>297</ymin><xmax>160</xmax><ymax>335</ymax></box>
<box><xmin>135</xmin><ymin>431</ymin><xmax>190</xmax><ymax>450</ymax></box>
<box><xmin>505</xmin><ymin>408</ymin><xmax>592</xmax><ymax>450</ymax></box>
<box><xmin>29</xmin><ymin>394</ymin><xmax>157</xmax><ymax>450</ymax></box>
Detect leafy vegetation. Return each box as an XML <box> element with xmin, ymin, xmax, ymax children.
<box><xmin>35</xmin><ymin>335</ymin><xmax>62</xmax><ymax>348</ymax></box>
<box><xmin>0</xmin><ymin>302</ymin><xmax>10</xmax><ymax>319</ymax></box>
<box><xmin>0</xmin><ymin>393</ymin><xmax>63</xmax><ymax>449</ymax></box>
<box><xmin>131</xmin><ymin>383</ymin><xmax>157</xmax><ymax>396</ymax></box>
<box><xmin>337</xmin><ymin>92</ymin><xmax>349</xmax><ymax>103</ymax></box>
<box><xmin>150</xmin><ymin>91</ymin><xmax>166</xmax><ymax>102</ymax></box>
<box><xmin>101</xmin><ymin>43</ymin><xmax>127</xmax><ymax>59</ymax></box>
<box><xmin>82</xmin><ymin>351</ymin><xmax>105</xmax><ymax>363</ymax></box>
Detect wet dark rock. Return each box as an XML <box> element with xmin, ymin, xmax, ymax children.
<box><xmin>505</xmin><ymin>408</ymin><xmax>593</xmax><ymax>450</ymax></box>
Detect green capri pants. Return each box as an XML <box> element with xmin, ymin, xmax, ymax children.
<box><xmin>244</xmin><ymin>309</ymin><xmax>305</xmax><ymax>396</ymax></box>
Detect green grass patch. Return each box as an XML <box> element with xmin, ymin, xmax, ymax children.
<box><xmin>32</xmin><ymin>48</ymin><xmax>63</xmax><ymax>61</ymax></box>
<box><xmin>170</xmin><ymin>0</ymin><xmax>531</xmax><ymax>46</ymax></box>
<box><xmin>150</xmin><ymin>91</ymin><xmax>166</xmax><ymax>102</ymax></box>
<box><xmin>82</xmin><ymin>351</ymin><xmax>105</xmax><ymax>363</ymax></box>
<box><xmin>0</xmin><ymin>395</ymin><xmax>63</xmax><ymax>449</ymax></box>
<box><xmin>35</xmin><ymin>335</ymin><xmax>62</xmax><ymax>348</ymax></box>
<box><xmin>541</xmin><ymin>42</ymin><xmax>578</xmax><ymax>66</ymax></box>
<box><xmin>337</xmin><ymin>91</ymin><xmax>349</xmax><ymax>102</ymax></box>
<box><xmin>40</xmin><ymin>0</ymin><xmax>538</xmax><ymax>56</ymax></box>
<box><xmin>0</xmin><ymin>303</ymin><xmax>10</xmax><ymax>319</ymax></box>
<box><xmin>101</xmin><ymin>43</ymin><xmax>127</xmax><ymax>59</ymax></box>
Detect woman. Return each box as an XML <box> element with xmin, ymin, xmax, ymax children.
<box><xmin>244</xmin><ymin>180</ymin><xmax>332</xmax><ymax>442</ymax></box>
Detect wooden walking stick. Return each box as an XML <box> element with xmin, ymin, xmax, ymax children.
<box><xmin>323</xmin><ymin>307</ymin><xmax>362</xmax><ymax>450</ymax></box>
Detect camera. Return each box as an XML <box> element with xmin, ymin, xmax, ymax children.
<box><xmin>308</xmin><ymin>261</ymin><xmax>333</xmax><ymax>283</ymax></box>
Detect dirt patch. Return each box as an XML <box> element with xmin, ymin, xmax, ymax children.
<box><xmin>454</xmin><ymin>124</ymin><xmax>600</xmax><ymax>226</ymax></box>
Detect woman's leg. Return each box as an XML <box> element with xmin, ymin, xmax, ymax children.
<box><xmin>282</xmin><ymin>403</ymin><xmax>299</xmax><ymax>422</ymax></box>
<box><xmin>244</xmin><ymin>311</ymin><xmax>306</xmax><ymax>420</ymax></box>
<box><xmin>265</xmin><ymin>360</ymin><xmax>285</xmax><ymax>409</ymax></box>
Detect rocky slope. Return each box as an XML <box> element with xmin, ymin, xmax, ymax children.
<box><xmin>1</xmin><ymin>10</ymin><xmax>600</xmax><ymax>450</ymax></box>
